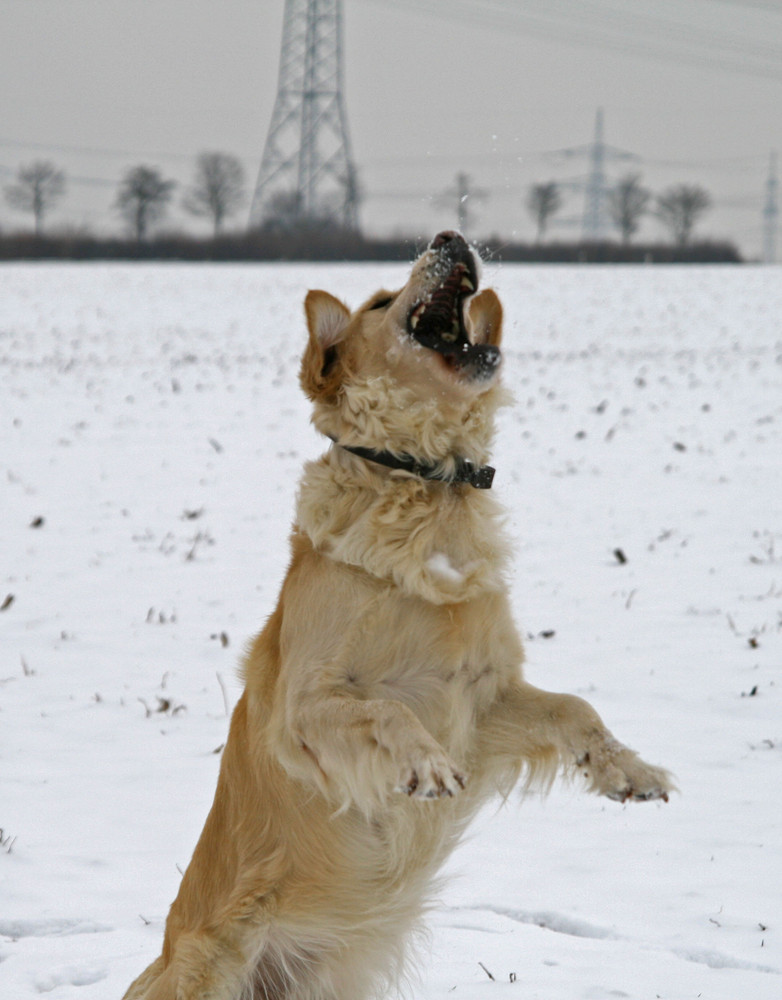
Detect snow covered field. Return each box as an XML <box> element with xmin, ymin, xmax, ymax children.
<box><xmin>1</xmin><ymin>261</ymin><xmax>781</xmax><ymax>999</ymax></box>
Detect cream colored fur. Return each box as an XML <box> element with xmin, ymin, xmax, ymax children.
<box><xmin>124</xmin><ymin>236</ymin><xmax>673</xmax><ymax>1000</ymax></box>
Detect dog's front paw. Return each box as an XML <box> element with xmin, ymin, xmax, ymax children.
<box><xmin>578</xmin><ymin>741</ymin><xmax>674</xmax><ymax>803</ymax></box>
<box><xmin>395</xmin><ymin>745</ymin><xmax>466</xmax><ymax>800</ymax></box>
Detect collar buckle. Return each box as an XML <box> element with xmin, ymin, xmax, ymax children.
<box><xmin>460</xmin><ymin>461</ymin><xmax>495</xmax><ymax>489</ymax></box>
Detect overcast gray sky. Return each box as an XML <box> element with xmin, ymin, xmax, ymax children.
<box><xmin>1</xmin><ymin>0</ymin><xmax>780</xmax><ymax>256</ymax></box>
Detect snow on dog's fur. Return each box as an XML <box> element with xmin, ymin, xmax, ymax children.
<box><xmin>124</xmin><ymin>232</ymin><xmax>673</xmax><ymax>1000</ymax></box>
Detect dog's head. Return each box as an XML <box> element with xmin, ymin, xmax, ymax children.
<box><xmin>300</xmin><ymin>232</ymin><xmax>505</xmax><ymax>469</ymax></box>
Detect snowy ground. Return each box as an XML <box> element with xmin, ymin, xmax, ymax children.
<box><xmin>1</xmin><ymin>261</ymin><xmax>781</xmax><ymax>999</ymax></box>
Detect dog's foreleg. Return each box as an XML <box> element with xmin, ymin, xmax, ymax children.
<box><xmin>288</xmin><ymin>695</ymin><xmax>466</xmax><ymax>812</ymax></box>
<box><xmin>124</xmin><ymin>932</ymin><xmax>250</xmax><ymax>1000</ymax></box>
<box><xmin>479</xmin><ymin>681</ymin><xmax>674</xmax><ymax>802</ymax></box>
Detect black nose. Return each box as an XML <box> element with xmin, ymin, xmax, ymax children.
<box><xmin>430</xmin><ymin>230</ymin><xmax>463</xmax><ymax>250</ymax></box>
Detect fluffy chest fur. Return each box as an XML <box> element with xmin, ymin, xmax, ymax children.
<box><xmin>296</xmin><ymin>448</ymin><xmax>508</xmax><ymax>605</ymax></box>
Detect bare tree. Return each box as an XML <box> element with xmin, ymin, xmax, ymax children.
<box><xmin>608</xmin><ymin>173</ymin><xmax>651</xmax><ymax>244</ymax></box>
<box><xmin>655</xmin><ymin>184</ymin><xmax>711</xmax><ymax>246</ymax></box>
<box><xmin>4</xmin><ymin>160</ymin><xmax>66</xmax><ymax>235</ymax></box>
<box><xmin>526</xmin><ymin>182</ymin><xmax>562</xmax><ymax>242</ymax></box>
<box><xmin>115</xmin><ymin>166</ymin><xmax>176</xmax><ymax>242</ymax></box>
<box><xmin>183</xmin><ymin>152</ymin><xmax>246</xmax><ymax>236</ymax></box>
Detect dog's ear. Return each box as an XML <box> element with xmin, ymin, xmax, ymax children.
<box><xmin>468</xmin><ymin>288</ymin><xmax>503</xmax><ymax>348</ymax></box>
<box><xmin>300</xmin><ymin>290</ymin><xmax>352</xmax><ymax>402</ymax></box>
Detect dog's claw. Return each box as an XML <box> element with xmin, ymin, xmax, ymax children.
<box><xmin>631</xmin><ymin>787</ymin><xmax>670</xmax><ymax>803</ymax></box>
<box><xmin>604</xmin><ymin>779</ymin><xmax>673</xmax><ymax>804</ymax></box>
<box><xmin>396</xmin><ymin>758</ymin><xmax>466</xmax><ymax>800</ymax></box>
<box><xmin>581</xmin><ymin>745</ymin><xmax>675</xmax><ymax>804</ymax></box>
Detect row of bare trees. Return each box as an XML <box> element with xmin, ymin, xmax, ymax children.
<box><xmin>527</xmin><ymin>174</ymin><xmax>712</xmax><ymax>246</ymax></box>
<box><xmin>2</xmin><ymin>153</ymin><xmax>246</xmax><ymax>240</ymax></box>
<box><xmin>4</xmin><ymin>156</ymin><xmax>713</xmax><ymax>249</ymax></box>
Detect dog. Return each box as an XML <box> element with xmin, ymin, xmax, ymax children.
<box><xmin>123</xmin><ymin>231</ymin><xmax>673</xmax><ymax>1000</ymax></box>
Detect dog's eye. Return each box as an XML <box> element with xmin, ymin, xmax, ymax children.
<box><xmin>368</xmin><ymin>296</ymin><xmax>394</xmax><ymax>311</ymax></box>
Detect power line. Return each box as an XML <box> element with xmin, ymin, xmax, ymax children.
<box><xmin>0</xmin><ymin>134</ymin><xmax>196</xmax><ymax>164</ymax></box>
<box><xmin>641</xmin><ymin>154</ymin><xmax>766</xmax><ymax>171</ymax></box>
<box><xmin>367</xmin><ymin>0</ymin><xmax>782</xmax><ymax>82</ymax></box>
<box><xmin>0</xmin><ymin>161</ymin><xmax>116</xmax><ymax>187</ymax></box>
<box><xmin>708</xmin><ymin>0</ymin><xmax>782</xmax><ymax>14</ymax></box>
<box><xmin>1</xmin><ymin>133</ymin><xmax>769</xmax><ymax>179</ymax></box>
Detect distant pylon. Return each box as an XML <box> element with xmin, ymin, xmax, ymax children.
<box><xmin>582</xmin><ymin>109</ymin><xmax>608</xmax><ymax>240</ymax></box>
<box><xmin>437</xmin><ymin>172</ymin><xmax>488</xmax><ymax>237</ymax></box>
<box><xmin>547</xmin><ymin>109</ymin><xmax>639</xmax><ymax>241</ymax></box>
<box><xmin>249</xmin><ymin>0</ymin><xmax>359</xmax><ymax>231</ymax></box>
<box><xmin>762</xmin><ymin>151</ymin><xmax>778</xmax><ymax>264</ymax></box>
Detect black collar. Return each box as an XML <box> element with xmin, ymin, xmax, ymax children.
<box><xmin>330</xmin><ymin>439</ymin><xmax>495</xmax><ymax>489</ymax></box>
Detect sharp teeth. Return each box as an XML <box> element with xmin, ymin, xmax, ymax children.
<box><xmin>409</xmin><ymin>302</ymin><xmax>426</xmax><ymax>330</ymax></box>
<box><xmin>441</xmin><ymin>316</ymin><xmax>460</xmax><ymax>343</ymax></box>
<box><xmin>460</xmin><ymin>277</ymin><xmax>474</xmax><ymax>291</ymax></box>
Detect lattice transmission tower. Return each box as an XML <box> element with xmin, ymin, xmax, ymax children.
<box><xmin>762</xmin><ymin>151</ymin><xmax>778</xmax><ymax>264</ymax></box>
<box><xmin>549</xmin><ymin>110</ymin><xmax>639</xmax><ymax>240</ymax></box>
<box><xmin>249</xmin><ymin>0</ymin><xmax>359</xmax><ymax>232</ymax></box>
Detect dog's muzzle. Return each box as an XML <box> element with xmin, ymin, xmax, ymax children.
<box><xmin>407</xmin><ymin>232</ymin><xmax>500</xmax><ymax>381</ymax></box>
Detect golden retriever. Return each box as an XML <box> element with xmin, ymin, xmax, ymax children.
<box><xmin>124</xmin><ymin>231</ymin><xmax>673</xmax><ymax>1000</ymax></box>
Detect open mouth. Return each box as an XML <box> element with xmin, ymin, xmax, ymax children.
<box><xmin>408</xmin><ymin>260</ymin><xmax>476</xmax><ymax>345</ymax></box>
<box><xmin>406</xmin><ymin>233</ymin><xmax>500</xmax><ymax>381</ymax></box>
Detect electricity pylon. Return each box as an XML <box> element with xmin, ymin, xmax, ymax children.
<box><xmin>249</xmin><ymin>0</ymin><xmax>359</xmax><ymax>231</ymax></box>
<box><xmin>548</xmin><ymin>109</ymin><xmax>639</xmax><ymax>240</ymax></box>
<box><xmin>762</xmin><ymin>151</ymin><xmax>778</xmax><ymax>264</ymax></box>
<box><xmin>437</xmin><ymin>172</ymin><xmax>488</xmax><ymax>237</ymax></box>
